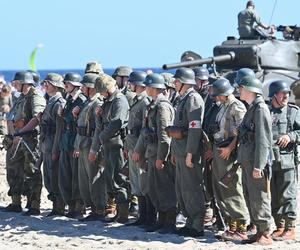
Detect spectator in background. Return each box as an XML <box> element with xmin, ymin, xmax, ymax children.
<box><xmin>0</xmin><ymin>84</ymin><xmax>13</xmax><ymax>135</ymax></box>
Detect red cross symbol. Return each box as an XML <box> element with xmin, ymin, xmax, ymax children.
<box><xmin>190</xmin><ymin>121</ymin><xmax>196</xmax><ymax>128</ymax></box>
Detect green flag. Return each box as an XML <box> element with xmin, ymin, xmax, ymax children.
<box><xmin>30</xmin><ymin>44</ymin><xmax>43</xmax><ymax>71</ymax></box>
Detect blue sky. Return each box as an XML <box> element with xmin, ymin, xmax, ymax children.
<box><xmin>1</xmin><ymin>0</ymin><xmax>299</xmax><ymax>70</ymax></box>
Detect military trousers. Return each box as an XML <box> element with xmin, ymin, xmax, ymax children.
<box><xmin>212</xmin><ymin>146</ymin><xmax>249</xmax><ymax>221</ymax></box>
<box><xmin>103</xmin><ymin>144</ymin><xmax>130</xmax><ymax>204</ymax></box>
<box><xmin>146</xmin><ymin>157</ymin><xmax>176</xmax><ymax>212</ymax></box>
<box><xmin>6</xmin><ymin>137</ymin><xmax>42</xmax><ymax>206</ymax></box>
<box><xmin>175</xmin><ymin>156</ymin><xmax>205</xmax><ymax>232</ymax></box>
<box><xmin>58</xmin><ymin>150</ymin><xmax>82</xmax><ymax>206</ymax></box>
<box><xmin>271</xmin><ymin>167</ymin><xmax>298</xmax><ymax>228</ymax></box>
<box><xmin>128</xmin><ymin>149</ymin><xmax>147</xmax><ymax>196</ymax></box>
<box><xmin>78</xmin><ymin>147</ymin><xmax>107</xmax><ymax>210</ymax></box>
<box><xmin>242</xmin><ymin>163</ymin><xmax>272</xmax><ymax>233</ymax></box>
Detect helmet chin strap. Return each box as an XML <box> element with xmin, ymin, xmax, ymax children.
<box><xmin>274</xmin><ymin>94</ymin><xmax>284</xmax><ymax>107</ymax></box>
<box><xmin>179</xmin><ymin>82</ymin><xmax>184</xmax><ymax>94</ymax></box>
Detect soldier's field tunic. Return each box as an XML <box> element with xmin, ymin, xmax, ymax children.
<box><xmin>171</xmin><ymin>87</ymin><xmax>206</xmax><ymax>233</ymax></box>
<box><xmin>74</xmin><ymin>93</ymin><xmax>106</xmax><ymax>211</ymax></box>
<box><xmin>270</xmin><ymin>103</ymin><xmax>300</xmax><ymax>229</ymax></box>
<box><xmin>237</xmin><ymin>95</ymin><xmax>273</xmax><ymax>233</ymax></box>
<box><xmin>124</xmin><ymin>91</ymin><xmax>150</xmax><ymax>196</ymax></box>
<box><xmin>212</xmin><ymin>98</ymin><xmax>249</xmax><ymax>224</ymax></box>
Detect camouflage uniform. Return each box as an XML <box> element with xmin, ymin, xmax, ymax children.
<box><xmin>6</xmin><ymin>85</ymin><xmax>45</xmax><ymax>212</ymax></box>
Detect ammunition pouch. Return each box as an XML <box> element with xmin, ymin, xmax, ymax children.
<box><xmin>2</xmin><ymin>135</ymin><xmax>13</xmax><ymax>150</ymax></box>
<box><xmin>13</xmin><ymin>119</ymin><xmax>26</xmax><ymax>130</ymax></box>
<box><xmin>141</xmin><ymin>127</ymin><xmax>157</xmax><ymax>143</ymax></box>
<box><xmin>76</xmin><ymin>126</ymin><xmax>95</xmax><ymax>137</ymax></box>
<box><xmin>239</xmin><ymin>131</ymin><xmax>255</xmax><ymax>144</ymax></box>
<box><xmin>165</xmin><ymin>126</ymin><xmax>187</xmax><ymax>140</ymax></box>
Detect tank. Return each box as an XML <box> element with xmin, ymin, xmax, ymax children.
<box><xmin>163</xmin><ymin>26</ymin><xmax>300</xmax><ymax>102</ymax></box>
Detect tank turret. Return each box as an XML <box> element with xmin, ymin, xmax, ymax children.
<box><xmin>162</xmin><ymin>27</ymin><xmax>300</xmax><ymax>102</ymax></box>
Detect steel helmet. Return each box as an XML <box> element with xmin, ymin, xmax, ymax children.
<box><xmin>174</xmin><ymin>67</ymin><xmax>196</xmax><ymax>85</ymax></box>
<box><xmin>81</xmin><ymin>73</ymin><xmax>99</xmax><ymax>88</ymax></box>
<box><xmin>211</xmin><ymin>78</ymin><xmax>234</xmax><ymax>97</ymax></box>
<box><xmin>239</xmin><ymin>76</ymin><xmax>263</xmax><ymax>94</ymax></box>
<box><xmin>112</xmin><ymin>66</ymin><xmax>133</xmax><ymax>78</ymax></box>
<box><xmin>144</xmin><ymin>73</ymin><xmax>166</xmax><ymax>89</ymax></box>
<box><xmin>268</xmin><ymin>80</ymin><xmax>290</xmax><ymax>97</ymax></box>
<box><xmin>85</xmin><ymin>61</ymin><xmax>104</xmax><ymax>74</ymax></box>
<box><xmin>128</xmin><ymin>71</ymin><xmax>147</xmax><ymax>86</ymax></box>
<box><xmin>63</xmin><ymin>73</ymin><xmax>82</xmax><ymax>87</ymax></box>
<box><xmin>234</xmin><ymin>68</ymin><xmax>255</xmax><ymax>86</ymax></box>
<box><xmin>193</xmin><ymin>66</ymin><xmax>209</xmax><ymax>80</ymax></box>
<box><xmin>12</xmin><ymin>71</ymin><xmax>35</xmax><ymax>85</ymax></box>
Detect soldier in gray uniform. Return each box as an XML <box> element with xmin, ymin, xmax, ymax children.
<box><xmin>210</xmin><ymin>78</ymin><xmax>249</xmax><ymax>241</ymax></box>
<box><xmin>73</xmin><ymin>74</ymin><xmax>106</xmax><ymax>221</ymax></box>
<box><xmin>4</xmin><ymin>71</ymin><xmax>46</xmax><ymax>215</ymax></box>
<box><xmin>93</xmin><ymin>74</ymin><xmax>130</xmax><ymax>223</ymax></box>
<box><xmin>237</xmin><ymin>76</ymin><xmax>273</xmax><ymax>245</ymax></box>
<box><xmin>133</xmin><ymin>73</ymin><xmax>176</xmax><ymax>234</ymax></box>
<box><xmin>169</xmin><ymin>68</ymin><xmax>206</xmax><ymax>237</ymax></box>
<box><xmin>268</xmin><ymin>80</ymin><xmax>300</xmax><ymax>241</ymax></box>
<box><xmin>123</xmin><ymin>70</ymin><xmax>151</xmax><ymax>226</ymax></box>
<box><xmin>58</xmin><ymin>73</ymin><xmax>86</xmax><ymax>218</ymax></box>
<box><xmin>40</xmin><ymin>73</ymin><xmax>66</xmax><ymax>216</ymax></box>
<box><xmin>238</xmin><ymin>1</ymin><xmax>270</xmax><ymax>39</ymax></box>
<box><xmin>112</xmin><ymin>66</ymin><xmax>135</xmax><ymax>106</ymax></box>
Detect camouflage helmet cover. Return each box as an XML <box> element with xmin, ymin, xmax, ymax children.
<box><xmin>95</xmin><ymin>74</ymin><xmax>117</xmax><ymax>92</ymax></box>
<box><xmin>43</xmin><ymin>73</ymin><xmax>64</xmax><ymax>88</ymax></box>
<box><xmin>161</xmin><ymin>72</ymin><xmax>175</xmax><ymax>88</ymax></box>
<box><xmin>85</xmin><ymin>61</ymin><xmax>104</xmax><ymax>74</ymax></box>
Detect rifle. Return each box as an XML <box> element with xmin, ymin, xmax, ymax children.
<box><xmin>218</xmin><ymin>162</ymin><xmax>240</xmax><ymax>189</ymax></box>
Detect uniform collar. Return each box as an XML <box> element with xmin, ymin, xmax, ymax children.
<box><xmin>180</xmin><ymin>87</ymin><xmax>194</xmax><ymax>100</ymax></box>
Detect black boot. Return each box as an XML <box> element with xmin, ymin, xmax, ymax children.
<box><xmin>126</xmin><ymin>196</ymin><xmax>147</xmax><ymax>226</ymax></box>
<box><xmin>158</xmin><ymin>209</ymin><xmax>177</xmax><ymax>234</ymax></box>
<box><xmin>140</xmin><ymin>195</ymin><xmax>156</xmax><ymax>229</ymax></box>
<box><xmin>145</xmin><ymin>211</ymin><xmax>166</xmax><ymax>232</ymax></box>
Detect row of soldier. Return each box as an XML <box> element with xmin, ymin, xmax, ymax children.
<box><xmin>0</xmin><ymin>62</ymin><xmax>299</xmax><ymax>246</ymax></box>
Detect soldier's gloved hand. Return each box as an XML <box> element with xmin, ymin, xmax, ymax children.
<box><xmin>276</xmin><ymin>134</ymin><xmax>291</xmax><ymax>148</ymax></box>
<box><xmin>132</xmin><ymin>151</ymin><xmax>140</xmax><ymax>163</ymax></box>
<box><xmin>73</xmin><ymin>150</ymin><xmax>80</xmax><ymax>158</ymax></box>
<box><xmin>218</xmin><ymin>146</ymin><xmax>231</xmax><ymax>161</ymax></box>
<box><xmin>252</xmin><ymin>168</ymin><xmax>263</xmax><ymax>179</ymax></box>
<box><xmin>186</xmin><ymin>153</ymin><xmax>194</xmax><ymax>168</ymax></box>
<box><xmin>171</xmin><ymin>155</ymin><xmax>176</xmax><ymax>166</ymax></box>
<box><xmin>155</xmin><ymin>159</ymin><xmax>164</xmax><ymax>170</ymax></box>
<box><xmin>88</xmin><ymin>151</ymin><xmax>97</xmax><ymax>162</ymax></box>
<box><xmin>72</xmin><ymin>106</ymin><xmax>81</xmax><ymax>118</ymax></box>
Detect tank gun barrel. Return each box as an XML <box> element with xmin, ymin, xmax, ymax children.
<box><xmin>162</xmin><ymin>51</ymin><xmax>235</xmax><ymax>70</ymax></box>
